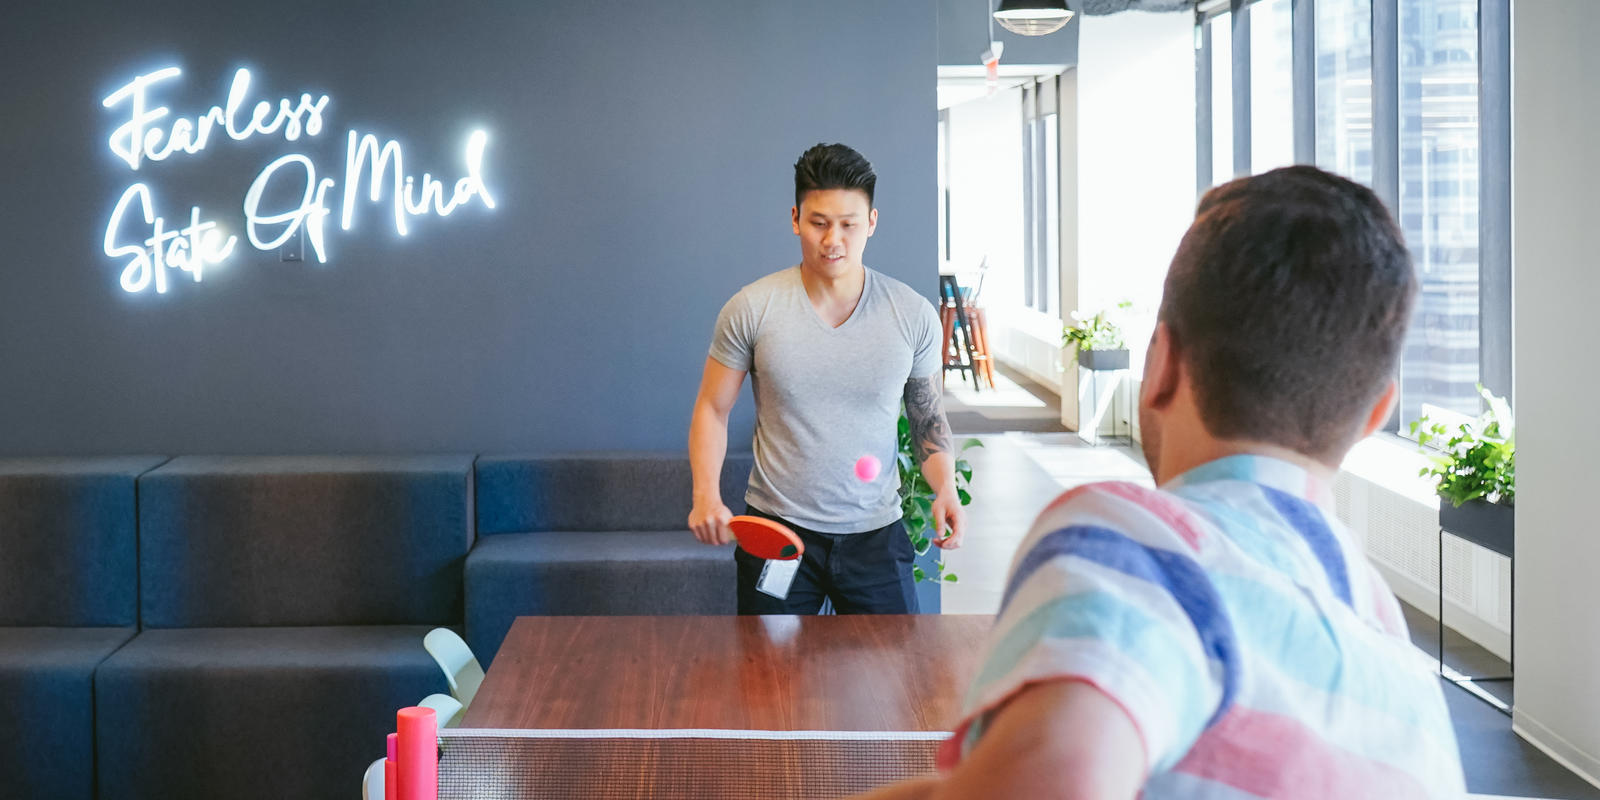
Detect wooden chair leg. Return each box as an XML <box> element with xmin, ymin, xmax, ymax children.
<box><xmin>970</xmin><ymin>308</ymin><xmax>996</xmax><ymax>389</ymax></box>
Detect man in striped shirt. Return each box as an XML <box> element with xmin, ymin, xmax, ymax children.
<box><xmin>859</xmin><ymin>166</ymin><xmax>1466</xmax><ymax>799</ymax></box>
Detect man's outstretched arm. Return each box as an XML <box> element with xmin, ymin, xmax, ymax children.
<box><xmin>688</xmin><ymin>356</ymin><xmax>746</xmax><ymax>545</ymax></box>
<box><xmin>851</xmin><ymin>680</ymin><xmax>1147</xmax><ymax>800</ymax></box>
<box><xmin>903</xmin><ymin>375</ymin><xmax>965</xmax><ymax>548</ymax></box>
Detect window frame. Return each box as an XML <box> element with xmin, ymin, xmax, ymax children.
<box><xmin>1021</xmin><ymin>79</ymin><xmax>1062</xmax><ymax>318</ymax></box>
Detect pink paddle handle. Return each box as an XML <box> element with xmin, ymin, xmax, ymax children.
<box><xmin>385</xmin><ymin>732</ymin><xmax>398</xmax><ymax>800</ymax></box>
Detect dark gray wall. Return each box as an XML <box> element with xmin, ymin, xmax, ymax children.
<box><xmin>937</xmin><ymin>0</ymin><xmax>1080</xmax><ymax>67</ymax></box>
<box><xmin>0</xmin><ymin>1</ymin><xmax>936</xmax><ymax>455</ymax></box>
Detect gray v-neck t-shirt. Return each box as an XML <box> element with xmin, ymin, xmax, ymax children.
<box><xmin>708</xmin><ymin>266</ymin><xmax>942</xmax><ymax>533</ymax></box>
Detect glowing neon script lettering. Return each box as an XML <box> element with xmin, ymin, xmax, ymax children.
<box><xmin>242</xmin><ymin>154</ymin><xmax>335</xmax><ymax>261</ymax></box>
<box><xmin>104</xmin><ymin>183</ymin><xmax>238</xmax><ymax>293</ymax></box>
<box><xmin>102</xmin><ymin>66</ymin><xmax>330</xmax><ymax>171</ymax></box>
<box><xmin>242</xmin><ymin>130</ymin><xmax>495</xmax><ymax>263</ymax></box>
<box><xmin>342</xmin><ymin>129</ymin><xmax>496</xmax><ymax>237</ymax></box>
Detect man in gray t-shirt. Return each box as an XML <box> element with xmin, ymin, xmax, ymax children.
<box><xmin>687</xmin><ymin>143</ymin><xmax>966</xmax><ymax>614</ymax></box>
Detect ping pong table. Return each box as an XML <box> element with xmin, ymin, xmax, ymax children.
<box><xmin>439</xmin><ymin>614</ymin><xmax>991</xmax><ymax>799</ymax></box>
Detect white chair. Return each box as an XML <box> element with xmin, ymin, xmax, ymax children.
<box><xmin>423</xmin><ymin>628</ymin><xmax>484</xmax><ymax>708</ymax></box>
<box><xmin>361</xmin><ymin>757</ymin><xmax>384</xmax><ymax>800</ymax></box>
<box><xmin>418</xmin><ymin>692</ymin><xmax>465</xmax><ymax>728</ymax></box>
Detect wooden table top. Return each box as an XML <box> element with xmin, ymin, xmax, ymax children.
<box><xmin>460</xmin><ymin>614</ymin><xmax>993</xmax><ymax>732</ymax></box>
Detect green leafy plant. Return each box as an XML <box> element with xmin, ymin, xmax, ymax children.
<box><xmin>1061</xmin><ymin>301</ymin><xmax>1132</xmax><ymax>364</ymax></box>
<box><xmin>1409</xmin><ymin>384</ymin><xmax>1515</xmax><ymax>508</ymax></box>
<box><xmin>897</xmin><ymin>413</ymin><xmax>981</xmax><ymax>583</ymax></box>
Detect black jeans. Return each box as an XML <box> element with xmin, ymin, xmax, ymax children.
<box><xmin>735</xmin><ymin>505</ymin><xmax>920</xmax><ymax>615</ymax></box>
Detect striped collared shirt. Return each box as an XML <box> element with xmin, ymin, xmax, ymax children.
<box><xmin>943</xmin><ymin>455</ymin><xmax>1465</xmax><ymax>799</ymax></box>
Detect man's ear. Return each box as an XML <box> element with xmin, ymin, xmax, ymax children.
<box><xmin>867</xmin><ymin>207</ymin><xmax>878</xmax><ymax>237</ymax></box>
<box><xmin>791</xmin><ymin>206</ymin><xmax>801</xmax><ymax>236</ymax></box>
<box><xmin>1141</xmin><ymin>322</ymin><xmax>1181</xmax><ymax>411</ymax></box>
<box><xmin>1359</xmin><ymin>378</ymin><xmax>1400</xmax><ymax>439</ymax></box>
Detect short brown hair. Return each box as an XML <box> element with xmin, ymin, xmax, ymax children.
<box><xmin>1160</xmin><ymin>166</ymin><xmax>1416</xmax><ymax>459</ymax></box>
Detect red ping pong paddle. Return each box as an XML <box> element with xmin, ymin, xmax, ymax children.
<box><xmin>728</xmin><ymin>515</ymin><xmax>803</xmax><ymax>560</ymax></box>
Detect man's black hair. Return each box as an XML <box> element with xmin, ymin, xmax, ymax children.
<box><xmin>794</xmin><ymin>143</ymin><xmax>876</xmax><ymax>209</ymax></box>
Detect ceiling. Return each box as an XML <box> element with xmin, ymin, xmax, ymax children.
<box><xmin>1075</xmin><ymin>0</ymin><xmax>1194</xmax><ymax>12</ymax></box>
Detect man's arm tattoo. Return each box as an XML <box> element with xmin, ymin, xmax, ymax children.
<box><xmin>903</xmin><ymin>377</ymin><xmax>952</xmax><ymax>464</ymax></box>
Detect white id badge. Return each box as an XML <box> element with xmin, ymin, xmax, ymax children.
<box><xmin>756</xmin><ymin>557</ymin><xmax>801</xmax><ymax>600</ymax></box>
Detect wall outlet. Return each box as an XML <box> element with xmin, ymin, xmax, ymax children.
<box><xmin>281</xmin><ymin>226</ymin><xmax>304</xmax><ymax>262</ymax></box>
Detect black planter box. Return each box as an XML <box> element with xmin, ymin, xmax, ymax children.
<box><xmin>1439</xmin><ymin>498</ymin><xmax>1514</xmax><ymax>557</ymax></box>
<box><xmin>1077</xmin><ymin>348</ymin><xmax>1129</xmax><ymax>371</ymax></box>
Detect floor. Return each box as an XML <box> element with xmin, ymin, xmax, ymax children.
<box><xmin>942</xmin><ymin>362</ymin><xmax>1071</xmax><ymax>434</ymax></box>
<box><xmin>937</xmin><ymin>368</ymin><xmax>1600</xmax><ymax>800</ymax></box>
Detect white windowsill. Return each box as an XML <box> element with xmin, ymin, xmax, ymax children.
<box><xmin>1340</xmin><ymin>433</ymin><xmax>1440</xmax><ymax>507</ymax></box>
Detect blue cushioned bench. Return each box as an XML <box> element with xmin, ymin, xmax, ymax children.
<box><xmin>466</xmin><ymin>453</ymin><xmax>753</xmax><ymax>664</ymax></box>
<box><xmin>0</xmin><ymin>456</ymin><xmax>165</xmax><ymax>800</ymax></box>
<box><xmin>94</xmin><ymin>455</ymin><xmax>471</xmax><ymax>800</ymax></box>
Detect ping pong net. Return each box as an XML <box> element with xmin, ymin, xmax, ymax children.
<box><xmin>437</xmin><ymin>727</ymin><xmax>946</xmax><ymax>799</ymax></box>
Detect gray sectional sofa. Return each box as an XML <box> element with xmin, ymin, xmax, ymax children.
<box><xmin>0</xmin><ymin>450</ymin><xmax>860</xmax><ymax>799</ymax></box>
<box><xmin>94</xmin><ymin>456</ymin><xmax>469</xmax><ymax>800</ymax></box>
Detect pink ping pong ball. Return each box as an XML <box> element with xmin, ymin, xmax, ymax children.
<box><xmin>854</xmin><ymin>454</ymin><xmax>881</xmax><ymax>482</ymax></box>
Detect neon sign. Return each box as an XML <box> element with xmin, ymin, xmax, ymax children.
<box><xmin>101</xmin><ymin>64</ymin><xmax>496</xmax><ymax>294</ymax></box>
<box><xmin>104</xmin><ymin>183</ymin><xmax>238</xmax><ymax>294</ymax></box>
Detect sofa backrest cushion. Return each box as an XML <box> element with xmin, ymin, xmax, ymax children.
<box><xmin>475</xmin><ymin>453</ymin><xmax>753</xmax><ymax>534</ymax></box>
<box><xmin>138</xmin><ymin>455</ymin><xmax>473</xmax><ymax>628</ymax></box>
<box><xmin>0</xmin><ymin>456</ymin><xmax>166</xmax><ymax>626</ymax></box>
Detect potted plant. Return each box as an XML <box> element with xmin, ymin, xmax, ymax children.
<box><xmin>897</xmin><ymin>412</ymin><xmax>981</xmax><ymax>613</ymax></box>
<box><xmin>1410</xmin><ymin>385</ymin><xmax>1515</xmax><ymax>555</ymax></box>
<box><xmin>1062</xmin><ymin>301</ymin><xmax>1131</xmax><ymax>371</ymax></box>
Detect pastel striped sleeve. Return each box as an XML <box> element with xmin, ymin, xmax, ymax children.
<box><xmin>1363</xmin><ymin>562</ymin><xmax>1410</xmax><ymax>639</ymax></box>
<box><xmin>941</xmin><ymin>483</ymin><xmax>1233</xmax><ymax>775</ymax></box>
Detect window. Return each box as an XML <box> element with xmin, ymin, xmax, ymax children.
<box><xmin>1201</xmin><ymin>0</ymin><xmax>1508</xmax><ymax>434</ymax></box>
<box><xmin>1042</xmin><ymin>113</ymin><xmax>1060</xmax><ymax>316</ymax></box>
<box><xmin>1210</xmin><ymin>13</ymin><xmax>1234</xmax><ymax>183</ymax></box>
<box><xmin>1021</xmin><ymin>81</ymin><xmax>1060</xmax><ymax>317</ymax></box>
<box><xmin>1315</xmin><ymin>0</ymin><xmax>1373</xmax><ymax>185</ymax></box>
<box><xmin>937</xmin><ymin>109</ymin><xmax>951</xmax><ymax>263</ymax></box>
<box><xmin>1250</xmin><ymin>0</ymin><xmax>1295</xmax><ymax>173</ymax></box>
<box><xmin>1397</xmin><ymin>0</ymin><xmax>1482</xmax><ymax>425</ymax></box>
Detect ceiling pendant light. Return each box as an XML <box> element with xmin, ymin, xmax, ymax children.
<box><xmin>992</xmin><ymin>0</ymin><xmax>1075</xmax><ymax>37</ymax></box>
